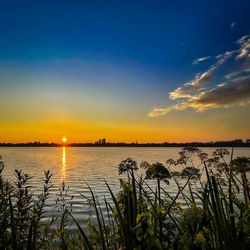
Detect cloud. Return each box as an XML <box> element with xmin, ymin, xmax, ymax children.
<box><xmin>226</xmin><ymin>36</ymin><xmax>250</xmax><ymax>78</ymax></box>
<box><xmin>236</xmin><ymin>35</ymin><xmax>250</xmax><ymax>60</ymax></box>
<box><xmin>217</xmin><ymin>83</ymin><xmax>226</xmax><ymax>87</ymax></box>
<box><xmin>186</xmin><ymin>76</ymin><xmax>250</xmax><ymax>110</ymax></box>
<box><xmin>148</xmin><ymin>76</ymin><xmax>250</xmax><ymax>117</ymax></box>
<box><xmin>215</xmin><ymin>50</ymin><xmax>236</xmax><ymax>64</ymax></box>
<box><xmin>169</xmin><ymin>67</ymin><xmax>215</xmax><ymax>99</ymax></box>
<box><xmin>149</xmin><ymin>34</ymin><xmax>250</xmax><ymax>117</ymax></box>
<box><xmin>230</xmin><ymin>22</ymin><xmax>236</xmax><ymax>28</ymax></box>
<box><xmin>193</xmin><ymin>56</ymin><xmax>211</xmax><ymax>65</ymax></box>
<box><xmin>148</xmin><ymin>107</ymin><xmax>175</xmax><ymax>117</ymax></box>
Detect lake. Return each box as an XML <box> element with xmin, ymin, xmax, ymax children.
<box><xmin>1</xmin><ymin>147</ymin><xmax>249</xmax><ymax>229</ymax></box>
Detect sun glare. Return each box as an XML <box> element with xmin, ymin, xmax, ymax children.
<box><xmin>62</xmin><ymin>137</ymin><xmax>67</xmax><ymax>142</ymax></box>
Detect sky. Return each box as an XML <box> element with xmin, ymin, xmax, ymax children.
<box><xmin>0</xmin><ymin>0</ymin><xmax>250</xmax><ymax>143</ymax></box>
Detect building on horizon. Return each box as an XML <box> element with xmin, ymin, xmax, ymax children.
<box><xmin>95</xmin><ymin>138</ymin><xmax>106</xmax><ymax>144</ymax></box>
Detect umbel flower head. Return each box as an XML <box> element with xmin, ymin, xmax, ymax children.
<box><xmin>181</xmin><ymin>166</ymin><xmax>201</xmax><ymax>180</ymax></box>
<box><xmin>231</xmin><ymin>157</ymin><xmax>250</xmax><ymax>174</ymax></box>
<box><xmin>118</xmin><ymin>158</ymin><xmax>138</xmax><ymax>175</ymax></box>
<box><xmin>141</xmin><ymin>162</ymin><xmax>171</xmax><ymax>184</ymax></box>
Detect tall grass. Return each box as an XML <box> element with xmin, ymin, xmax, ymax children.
<box><xmin>0</xmin><ymin>148</ymin><xmax>249</xmax><ymax>249</ymax></box>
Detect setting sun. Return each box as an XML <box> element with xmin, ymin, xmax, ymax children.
<box><xmin>62</xmin><ymin>137</ymin><xmax>67</xmax><ymax>142</ymax></box>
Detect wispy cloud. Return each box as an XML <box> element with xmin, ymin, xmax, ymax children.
<box><xmin>236</xmin><ymin>35</ymin><xmax>250</xmax><ymax>60</ymax></box>
<box><xmin>226</xmin><ymin>35</ymin><xmax>250</xmax><ymax>79</ymax></box>
<box><xmin>169</xmin><ymin>67</ymin><xmax>215</xmax><ymax>99</ymax></box>
<box><xmin>192</xmin><ymin>56</ymin><xmax>211</xmax><ymax>65</ymax></box>
<box><xmin>169</xmin><ymin>50</ymin><xmax>233</xmax><ymax>100</ymax></box>
<box><xmin>230</xmin><ymin>22</ymin><xmax>236</xmax><ymax>28</ymax></box>
<box><xmin>149</xmin><ymin>34</ymin><xmax>250</xmax><ymax>117</ymax></box>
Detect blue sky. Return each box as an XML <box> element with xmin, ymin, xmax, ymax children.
<box><xmin>0</xmin><ymin>0</ymin><xmax>250</xmax><ymax>142</ymax></box>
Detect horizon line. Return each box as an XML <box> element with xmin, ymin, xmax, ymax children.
<box><xmin>0</xmin><ymin>138</ymin><xmax>249</xmax><ymax>146</ymax></box>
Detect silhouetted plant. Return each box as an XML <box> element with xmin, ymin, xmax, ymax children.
<box><xmin>140</xmin><ymin>161</ymin><xmax>171</xmax><ymax>245</ymax></box>
<box><xmin>118</xmin><ymin>157</ymin><xmax>138</xmax><ymax>184</ymax></box>
<box><xmin>0</xmin><ymin>156</ymin><xmax>12</xmax><ymax>248</ymax></box>
<box><xmin>30</xmin><ymin>170</ymin><xmax>53</xmax><ymax>248</ymax></box>
<box><xmin>231</xmin><ymin>156</ymin><xmax>250</xmax><ymax>205</ymax></box>
<box><xmin>55</xmin><ymin>181</ymin><xmax>74</xmax><ymax>249</ymax></box>
<box><xmin>213</xmin><ymin>147</ymin><xmax>230</xmax><ymax>158</ymax></box>
<box><xmin>178</xmin><ymin>146</ymin><xmax>202</xmax><ymax>164</ymax></box>
<box><xmin>181</xmin><ymin>166</ymin><xmax>201</xmax><ymax>180</ymax></box>
<box><xmin>176</xmin><ymin>206</ymin><xmax>206</xmax><ymax>249</ymax></box>
<box><xmin>0</xmin><ymin>155</ymin><xmax>4</xmax><ymax>173</ymax></box>
<box><xmin>231</xmin><ymin>156</ymin><xmax>250</xmax><ymax>174</ymax></box>
<box><xmin>141</xmin><ymin>161</ymin><xmax>171</xmax><ymax>200</ymax></box>
<box><xmin>0</xmin><ymin>158</ymin><xmax>55</xmax><ymax>249</ymax></box>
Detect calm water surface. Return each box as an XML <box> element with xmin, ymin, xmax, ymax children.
<box><xmin>1</xmin><ymin>147</ymin><xmax>249</xmax><ymax>229</ymax></box>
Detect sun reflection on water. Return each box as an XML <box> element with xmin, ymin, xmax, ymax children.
<box><xmin>62</xmin><ymin>146</ymin><xmax>66</xmax><ymax>181</ymax></box>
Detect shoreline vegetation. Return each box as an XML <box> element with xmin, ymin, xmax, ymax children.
<box><xmin>0</xmin><ymin>147</ymin><xmax>250</xmax><ymax>249</ymax></box>
<box><xmin>0</xmin><ymin>139</ymin><xmax>250</xmax><ymax>147</ymax></box>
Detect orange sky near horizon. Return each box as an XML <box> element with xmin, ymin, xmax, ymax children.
<box><xmin>1</xmin><ymin>90</ymin><xmax>250</xmax><ymax>143</ymax></box>
<box><xmin>1</xmin><ymin>104</ymin><xmax>249</xmax><ymax>144</ymax></box>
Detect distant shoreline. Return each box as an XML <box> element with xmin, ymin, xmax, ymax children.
<box><xmin>0</xmin><ymin>141</ymin><xmax>249</xmax><ymax>148</ymax></box>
